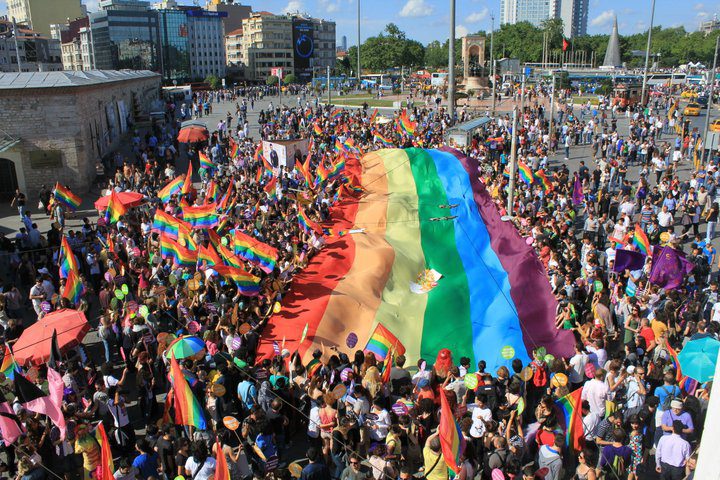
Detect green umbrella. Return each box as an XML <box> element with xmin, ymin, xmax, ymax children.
<box><xmin>678</xmin><ymin>337</ymin><xmax>720</xmax><ymax>383</ymax></box>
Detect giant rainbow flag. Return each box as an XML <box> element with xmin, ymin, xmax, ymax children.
<box><xmin>257</xmin><ymin>148</ymin><xmax>573</xmax><ymax>371</ymax></box>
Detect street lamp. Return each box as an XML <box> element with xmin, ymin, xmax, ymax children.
<box><xmin>448</xmin><ymin>0</ymin><xmax>455</xmax><ymax>121</ymax></box>
<box><xmin>357</xmin><ymin>0</ymin><xmax>361</xmax><ymax>88</ymax></box>
<box><xmin>640</xmin><ymin>0</ymin><xmax>657</xmax><ymax>107</ymax></box>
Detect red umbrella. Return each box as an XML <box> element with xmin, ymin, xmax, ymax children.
<box><xmin>178</xmin><ymin>125</ymin><xmax>209</xmax><ymax>143</ymax></box>
<box><xmin>12</xmin><ymin>309</ymin><xmax>91</xmax><ymax>366</ymax></box>
<box><xmin>94</xmin><ymin>191</ymin><xmax>145</xmax><ymax>210</ymax></box>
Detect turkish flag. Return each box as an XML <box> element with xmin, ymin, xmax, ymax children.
<box><xmin>562</xmin><ymin>38</ymin><xmax>569</xmax><ymax>52</ymax></box>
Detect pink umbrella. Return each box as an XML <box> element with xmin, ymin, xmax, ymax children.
<box><xmin>12</xmin><ymin>309</ymin><xmax>91</xmax><ymax>366</ymax></box>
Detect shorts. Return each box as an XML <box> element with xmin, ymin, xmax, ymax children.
<box><xmin>321</xmin><ymin>430</ymin><xmax>332</xmax><ymax>440</ymax></box>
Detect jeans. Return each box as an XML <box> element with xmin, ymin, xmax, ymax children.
<box><xmin>102</xmin><ymin>339</ymin><xmax>112</xmax><ymax>363</ymax></box>
<box><xmin>707</xmin><ymin>221</ymin><xmax>717</xmax><ymax>243</ymax></box>
<box><xmin>18</xmin><ymin>205</ymin><xmax>25</xmax><ymax>218</ymax></box>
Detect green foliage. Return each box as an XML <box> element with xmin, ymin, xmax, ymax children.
<box><xmin>204</xmin><ymin>74</ymin><xmax>221</xmax><ymax>90</ymax></box>
<box><xmin>266</xmin><ymin>75</ymin><xmax>279</xmax><ymax>86</ymax></box>
<box><xmin>423</xmin><ymin>39</ymin><xmax>462</xmax><ymax>69</ymax></box>
<box><xmin>348</xmin><ymin>23</ymin><xmax>425</xmax><ymax>71</ymax></box>
<box><xmin>350</xmin><ymin>22</ymin><xmax>720</xmax><ymax>73</ymax></box>
<box><xmin>283</xmin><ymin>73</ymin><xmax>297</xmax><ymax>85</ymax></box>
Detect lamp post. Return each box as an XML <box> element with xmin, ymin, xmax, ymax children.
<box><xmin>357</xmin><ymin>0</ymin><xmax>361</xmax><ymax>88</ymax></box>
<box><xmin>703</xmin><ymin>35</ymin><xmax>719</xmax><ymax>162</ymax></box>
<box><xmin>448</xmin><ymin>0</ymin><xmax>456</xmax><ymax>122</ymax></box>
<box><xmin>507</xmin><ymin>106</ymin><xmax>518</xmax><ymax>214</ymax></box>
<box><xmin>490</xmin><ymin>13</ymin><xmax>496</xmax><ymax>117</ymax></box>
<box><xmin>640</xmin><ymin>0</ymin><xmax>657</xmax><ymax>107</ymax></box>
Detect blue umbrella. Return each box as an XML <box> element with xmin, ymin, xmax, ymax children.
<box><xmin>677</xmin><ymin>337</ymin><xmax>720</xmax><ymax>383</ymax></box>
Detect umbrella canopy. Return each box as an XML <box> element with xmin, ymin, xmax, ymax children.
<box><xmin>13</xmin><ymin>309</ymin><xmax>91</xmax><ymax>366</ymax></box>
<box><xmin>177</xmin><ymin>125</ymin><xmax>209</xmax><ymax>143</ymax></box>
<box><xmin>164</xmin><ymin>335</ymin><xmax>206</xmax><ymax>359</ymax></box>
<box><xmin>94</xmin><ymin>191</ymin><xmax>145</xmax><ymax>210</ymax></box>
<box><xmin>678</xmin><ymin>337</ymin><xmax>720</xmax><ymax>383</ymax></box>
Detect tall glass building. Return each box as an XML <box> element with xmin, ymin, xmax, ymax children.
<box><xmin>89</xmin><ymin>0</ymin><xmax>161</xmax><ymax>71</ymax></box>
<box><xmin>157</xmin><ymin>9</ymin><xmax>190</xmax><ymax>82</ymax></box>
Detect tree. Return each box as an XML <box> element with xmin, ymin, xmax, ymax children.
<box><xmin>204</xmin><ymin>74</ymin><xmax>221</xmax><ymax>90</ymax></box>
<box><xmin>349</xmin><ymin>24</ymin><xmax>425</xmax><ymax>71</ymax></box>
<box><xmin>283</xmin><ymin>73</ymin><xmax>297</xmax><ymax>85</ymax></box>
<box><xmin>266</xmin><ymin>75</ymin><xmax>279</xmax><ymax>86</ymax></box>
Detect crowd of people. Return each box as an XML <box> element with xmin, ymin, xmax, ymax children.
<box><xmin>0</xmin><ymin>82</ymin><xmax>715</xmax><ymax>480</ymax></box>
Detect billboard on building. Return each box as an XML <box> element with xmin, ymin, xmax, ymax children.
<box><xmin>292</xmin><ymin>18</ymin><xmax>314</xmax><ymax>83</ymax></box>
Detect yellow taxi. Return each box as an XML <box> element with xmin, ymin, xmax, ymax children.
<box><xmin>711</xmin><ymin>119</ymin><xmax>720</xmax><ymax>132</ymax></box>
<box><xmin>684</xmin><ymin>103</ymin><xmax>701</xmax><ymax>116</ymax></box>
<box><xmin>681</xmin><ymin>90</ymin><xmax>699</xmax><ymax>98</ymax></box>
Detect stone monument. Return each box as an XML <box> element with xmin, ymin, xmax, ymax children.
<box><xmin>602</xmin><ymin>15</ymin><xmax>622</xmax><ymax>68</ymax></box>
<box><xmin>461</xmin><ymin>35</ymin><xmax>487</xmax><ymax>91</ymax></box>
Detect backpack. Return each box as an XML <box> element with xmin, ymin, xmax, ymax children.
<box><xmin>661</xmin><ymin>385</ymin><xmax>680</xmax><ymax>411</ymax></box>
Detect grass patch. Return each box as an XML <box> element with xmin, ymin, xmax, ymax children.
<box><xmin>331</xmin><ymin>99</ymin><xmax>404</xmax><ymax>107</ymax></box>
<box><xmin>572</xmin><ymin>96</ymin><xmax>600</xmax><ymax>105</ymax></box>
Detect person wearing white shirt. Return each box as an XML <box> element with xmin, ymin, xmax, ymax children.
<box><xmin>581</xmin><ymin>370</ymin><xmax>609</xmax><ymax>417</ymax></box>
<box><xmin>567</xmin><ymin>344</ymin><xmax>588</xmax><ymax>388</ymax></box>
<box><xmin>368</xmin><ymin>400</ymin><xmax>390</xmax><ymax>442</ymax></box>
<box><xmin>469</xmin><ymin>395</ymin><xmax>492</xmax><ymax>438</ymax></box>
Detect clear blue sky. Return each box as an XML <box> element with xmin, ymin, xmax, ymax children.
<box><xmin>2</xmin><ymin>0</ymin><xmax>713</xmax><ymax>45</ymax></box>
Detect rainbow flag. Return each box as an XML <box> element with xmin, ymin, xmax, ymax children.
<box><xmin>633</xmin><ymin>224</ymin><xmax>651</xmax><ymax>255</ymax></box>
<box><xmin>365</xmin><ymin>323</ymin><xmax>406</xmax><ymax>361</ymax></box>
<box><xmin>296</xmin><ymin>153</ymin><xmax>314</xmax><ymax>188</ymax></box>
<box><xmin>264</xmin><ymin>176</ymin><xmax>278</xmax><ymax>200</ymax></box>
<box><xmin>331</xmin><ymin>108</ymin><xmax>343</xmax><ymax>120</ymax></box>
<box><xmin>198</xmin><ymin>243</ymin><xmax>223</xmax><ymax>267</ymax></box>
<box><xmin>205</xmin><ymin>181</ymin><xmax>218</xmax><ymax>203</ymax></box>
<box><xmin>0</xmin><ymin>346</ymin><xmax>19</xmax><ymax>381</ymax></box>
<box><xmin>181</xmin><ymin>161</ymin><xmax>193</xmax><ymax>195</ymax></box>
<box><xmin>534</xmin><ymin>169</ymin><xmax>553</xmax><ymax>193</ymax></box>
<box><xmin>667</xmin><ymin>342</ymin><xmax>682</xmax><ymax>382</ymax></box>
<box><xmin>183</xmin><ymin>204</ymin><xmax>219</xmax><ymax>230</ymax></box>
<box><xmin>305</xmin><ymin>358</ymin><xmax>322</xmax><ymax>378</ymax></box>
<box><xmin>369</xmin><ymin>108</ymin><xmax>378</xmax><ymax>124</ymax></box>
<box><xmin>217</xmin><ymin>242</ymin><xmax>244</xmax><ymax>269</ymax></box>
<box><xmin>229</xmin><ymin>139</ymin><xmax>239</xmax><ymax>159</ymax></box>
<box><xmin>95</xmin><ymin>423</ymin><xmax>114</xmax><ymax>480</ymax></box>
<box><xmin>325</xmin><ymin>158</ymin><xmax>346</xmax><ymax>183</ymax></box>
<box><xmin>438</xmin><ymin>389</ymin><xmax>465</xmax><ymax>473</ymax></box>
<box><xmin>104</xmin><ymin>190</ymin><xmax>127</xmax><ymax>224</ymax></box>
<box><xmin>333</xmin><ymin>138</ymin><xmax>344</xmax><ymax>154</ymax></box>
<box><xmin>399</xmin><ymin>110</ymin><xmax>416</xmax><ymax>136</ymax></box>
<box><xmin>373</xmin><ymin>131</ymin><xmax>394</xmax><ymax>148</ymax></box>
<box><xmin>212</xmin><ymin>264</ymin><xmax>261</xmax><ymax>296</ymax></box>
<box><xmin>517</xmin><ymin>161</ymin><xmax>534</xmax><ymax>186</ymax></box>
<box><xmin>233</xmin><ymin>231</ymin><xmax>278</xmax><ymax>274</ymax></box>
<box><xmin>298</xmin><ymin>206</ymin><xmax>323</xmax><ymax>236</ymax></box>
<box><xmin>381</xmin><ymin>347</ymin><xmax>393</xmax><ymax>384</ymax></box>
<box><xmin>313</xmin><ymin>122</ymin><xmax>323</xmax><ymax>135</ymax></box>
<box><xmin>160</xmin><ymin>234</ymin><xmax>197</xmax><ymax>267</ymax></box>
<box><xmin>199</xmin><ymin>151</ymin><xmax>214</xmax><ymax>171</ymax></box>
<box><xmin>257</xmin><ymin>149</ymin><xmax>574</xmax><ymax>369</ymax></box>
<box><xmin>53</xmin><ymin>183</ymin><xmax>81</xmax><ymax>211</ymax></box>
<box><xmin>555</xmin><ymin>387</ymin><xmax>585</xmax><ymax>454</ymax></box>
<box><xmin>158</xmin><ymin>176</ymin><xmax>184</xmax><ymax>203</ymax></box>
<box><xmin>62</xmin><ymin>269</ymin><xmax>85</xmax><ymax>306</ymax></box>
<box><xmin>169</xmin><ymin>355</ymin><xmax>207</xmax><ymax>429</ymax></box>
<box><xmin>178</xmin><ymin>221</ymin><xmax>197</xmax><ymax>251</ymax></box>
<box><xmin>152</xmin><ymin>209</ymin><xmax>184</xmax><ymax>240</ymax></box>
<box><xmin>59</xmin><ymin>235</ymin><xmax>80</xmax><ymax>279</ymax></box>
<box><xmin>314</xmin><ymin>160</ymin><xmax>330</xmax><ymax>186</ymax></box>
<box><xmin>218</xmin><ymin>182</ymin><xmax>234</xmax><ymax>210</ymax></box>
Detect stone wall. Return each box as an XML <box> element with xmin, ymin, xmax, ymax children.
<box><xmin>0</xmin><ymin>75</ymin><xmax>160</xmax><ymax>196</ymax></box>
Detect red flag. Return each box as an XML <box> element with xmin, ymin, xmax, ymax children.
<box><xmin>562</xmin><ymin>38</ymin><xmax>569</xmax><ymax>52</ymax></box>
